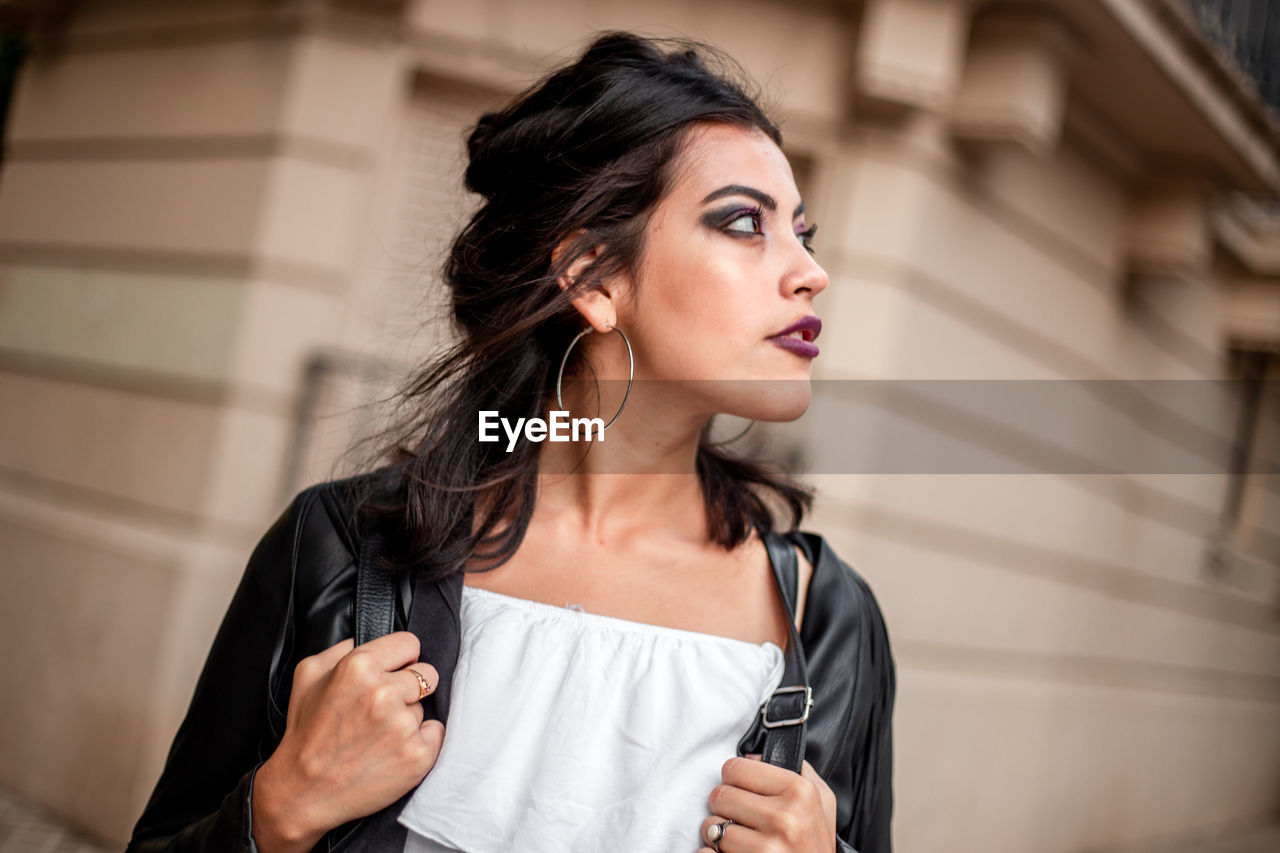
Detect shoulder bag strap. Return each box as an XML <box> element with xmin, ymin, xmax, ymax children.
<box><xmin>749</xmin><ymin>530</ymin><xmax>813</xmax><ymax>774</ymax></box>
<box><xmin>355</xmin><ymin>530</ymin><xmax>397</xmax><ymax>646</ymax></box>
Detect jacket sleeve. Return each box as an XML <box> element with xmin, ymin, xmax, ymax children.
<box><xmin>837</xmin><ymin>571</ymin><xmax>896</xmax><ymax>853</ymax></box>
<box><xmin>125</xmin><ymin>487</ymin><xmax>320</xmax><ymax>853</ymax></box>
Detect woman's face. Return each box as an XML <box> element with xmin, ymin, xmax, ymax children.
<box><xmin>618</xmin><ymin>121</ymin><xmax>829</xmax><ymax>422</ymax></box>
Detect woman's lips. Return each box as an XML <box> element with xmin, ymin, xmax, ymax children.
<box><xmin>767</xmin><ymin>315</ymin><xmax>821</xmax><ymax>358</ymax></box>
<box><xmin>767</xmin><ymin>334</ymin><xmax>820</xmax><ymax>358</ymax></box>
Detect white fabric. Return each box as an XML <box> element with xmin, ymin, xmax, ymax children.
<box><xmin>398</xmin><ymin>584</ymin><xmax>785</xmax><ymax>853</ymax></box>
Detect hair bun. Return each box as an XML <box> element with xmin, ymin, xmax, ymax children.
<box><xmin>464</xmin><ymin>111</ymin><xmax>509</xmax><ymax>200</ymax></box>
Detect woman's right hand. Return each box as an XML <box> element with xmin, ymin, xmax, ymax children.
<box><xmin>250</xmin><ymin>632</ymin><xmax>446</xmax><ymax>853</ymax></box>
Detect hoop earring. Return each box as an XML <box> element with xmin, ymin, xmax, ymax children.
<box><xmin>709</xmin><ymin>417</ymin><xmax>756</xmax><ymax>447</ymax></box>
<box><xmin>555</xmin><ymin>323</ymin><xmax>634</xmax><ymax>430</ymax></box>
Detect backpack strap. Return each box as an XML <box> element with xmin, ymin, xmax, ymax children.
<box><xmin>355</xmin><ymin>530</ymin><xmax>397</xmax><ymax>646</ymax></box>
<box><xmin>737</xmin><ymin>530</ymin><xmax>812</xmax><ymax>774</ymax></box>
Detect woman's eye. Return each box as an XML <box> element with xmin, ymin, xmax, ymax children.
<box><xmin>725</xmin><ymin>210</ymin><xmax>763</xmax><ymax>234</ymax></box>
<box><xmin>797</xmin><ymin>223</ymin><xmax>819</xmax><ymax>256</ymax></box>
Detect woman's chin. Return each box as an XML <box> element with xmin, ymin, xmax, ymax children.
<box><xmin>723</xmin><ymin>378</ymin><xmax>813</xmax><ymax>422</ymax></box>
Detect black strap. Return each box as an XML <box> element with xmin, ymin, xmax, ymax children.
<box><xmin>741</xmin><ymin>529</ymin><xmax>811</xmax><ymax>775</ymax></box>
<box><xmin>354</xmin><ymin>530</ymin><xmax>395</xmax><ymax>646</ymax></box>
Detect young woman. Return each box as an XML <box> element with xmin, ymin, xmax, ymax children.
<box><xmin>127</xmin><ymin>30</ymin><xmax>895</xmax><ymax>853</ymax></box>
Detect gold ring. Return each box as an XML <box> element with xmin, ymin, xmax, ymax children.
<box><xmin>407</xmin><ymin>667</ymin><xmax>431</xmax><ymax>702</ymax></box>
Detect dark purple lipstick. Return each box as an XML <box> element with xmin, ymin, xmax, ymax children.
<box><xmin>767</xmin><ymin>314</ymin><xmax>821</xmax><ymax>358</ymax></box>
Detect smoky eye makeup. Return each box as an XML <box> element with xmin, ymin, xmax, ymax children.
<box><xmin>701</xmin><ymin>204</ymin><xmax>818</xmax><ymax>253</ymax></box>
<box><xmin>700</xmin><ymin>204</ymin><xmax>759</xmax><ymax>231</ymax></box>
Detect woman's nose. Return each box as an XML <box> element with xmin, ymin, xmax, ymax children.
<box><xmin>783</xmin><ymin>250</ymin><xmax>829</xmax><ymax>298</ymax></box>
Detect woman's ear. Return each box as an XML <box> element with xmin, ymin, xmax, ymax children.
<box><xmin>553</xmin><ymin>229</ymin><xmax>618</xmax><ymax>334</ymax></box>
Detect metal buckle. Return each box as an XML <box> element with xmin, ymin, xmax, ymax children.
<box><xmin>761</xmin><ymin>685</ymin><xmax>813</xmax><ymax>728</ymax></box>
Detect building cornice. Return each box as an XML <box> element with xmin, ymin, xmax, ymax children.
<box><xmin>1096</xmin><ymin>0</ymin><xmax>1280</xmax><ymax>193</ymax></box>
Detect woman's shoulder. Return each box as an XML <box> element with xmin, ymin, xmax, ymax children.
<box><xmin>782</xmin><ymin>528</ymin><xmax>896</xmax><ymax>731</ymax></box>
<box><xmin>262</xmin><ymin>464</ymin><xmax>403</xmax><ymax>603</ymax></box>
<box><xmin>239</xmin><ymin>465</ymin><xmax>409</xmax><ymax>664</ymax></box>
<box><xmin>782</xmin><ymin>528</ymin><xmax>892</xmax><ymax>645</ymax></box>
<box><xmin>294</xmin><ymin>461</ymin><xmax>411</xmax><ymax>545</ymax></box>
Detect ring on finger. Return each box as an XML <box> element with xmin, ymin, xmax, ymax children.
<box><xmin>706</xmin><ymin>817</ymin><xmax>733</xmax><ymax>851</ymax></box>
<box><xmin>406</xmin><ymin>666</ymin><xmax>432</xmax><ymax>702</ymax></box>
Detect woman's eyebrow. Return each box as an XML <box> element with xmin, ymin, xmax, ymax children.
<box><xmin>701</xmin><ymin>184</ymin><xmax>805</xmax><ymax>219</ymax></box>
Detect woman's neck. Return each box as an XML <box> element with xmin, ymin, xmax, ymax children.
<box><xmin>532</xmin><ymin>388</ymin><xmax>712</xmax><ymax>544</ymax></box>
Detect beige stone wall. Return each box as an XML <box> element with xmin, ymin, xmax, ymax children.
<box><xmin>0</xmin><ymin>0</ymin><xmax>1277</xmax><ymax>849</ymax></box>
<box><xmin>0</xmin><ymin>1</ymin><xmax>411</xmax><ymax>841</ymax></box>
<box><xmin>804</xmin><ymin>115</ymin><xmax>1280</xmax><ymax>848</ymax></box>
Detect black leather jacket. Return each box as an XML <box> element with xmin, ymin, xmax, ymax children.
<box><xmin>126</xmin><ymin>472</ymin><xmax>895</xmax><ymax>852</ymax></box>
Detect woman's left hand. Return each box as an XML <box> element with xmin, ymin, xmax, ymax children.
<box><xmin>698</xmin><ymin>754</ymin><xmax>837</xmax><ymax>852</ymax></box>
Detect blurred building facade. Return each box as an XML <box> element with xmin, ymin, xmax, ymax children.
<box><xmin>0</xmin><ymin>0</ymin><xmax>1277</xmax><ymax>850</ymax></box>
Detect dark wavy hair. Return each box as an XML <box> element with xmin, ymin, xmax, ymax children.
<box><xmin>340</xmin><ymin>30</ymin><xmax>813</xmax><ymax>580</ymax></box>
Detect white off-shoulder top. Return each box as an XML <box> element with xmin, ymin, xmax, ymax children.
<box><xmin>397</xmin><ymin>583</ymin><xmax>785</xmax><ymax>853</ymax></box>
